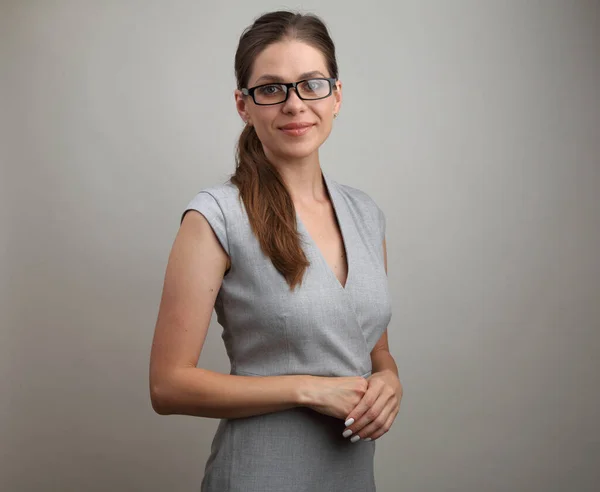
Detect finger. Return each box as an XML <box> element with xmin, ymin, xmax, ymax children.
<box><xmin>348</xmin><ymin>390</ymin><xmax>388</xmax><ymax>436</ymax></box>
<box><xmin>352</xmin><ymin>400</ymin><xmax>394</xmax><ymax>441</ymax></box>
<box><xmin>343</xmin><ymin>384</ymin><xmax>381</xmax><ymax>437</ymax></box>
<box><xmin>364</xmin><ymin>403</ymin><xmax>399</xmax><ymax>441</ymax></box>
<box><xmin>342</xmin><ymin>385</ymin><xmax>389</xmax><ymax>442</ymax></box>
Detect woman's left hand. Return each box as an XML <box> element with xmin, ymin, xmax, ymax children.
<box><xmin>342</xmin><ymin>369</ymin><xmax>402</xmax><ymax>442</ymax></box>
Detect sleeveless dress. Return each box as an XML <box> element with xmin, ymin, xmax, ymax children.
<box><xmin>181</xmin><ymin>170</ymin><xmax>392</xmax><ymax>492</ymax></box>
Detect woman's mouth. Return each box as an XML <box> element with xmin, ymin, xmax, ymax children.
<box><xmin>279</xmin><ymin>124</ymin><xmax>315</xmax><ymax>136</ymax></box>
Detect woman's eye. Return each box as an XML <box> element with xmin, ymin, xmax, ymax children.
<box><xmin>258</xmin><ymin>85</ymin><xmax>283</xmax><ymax>95</ymax></box>
<box><xmin>302</xmin><ymin>79</ymin><xmax>325</xmax><ymax>92</ymax></box>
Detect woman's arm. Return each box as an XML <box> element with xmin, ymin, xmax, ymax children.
<box><xmin>371</xmin><ymin>237</ymin><xmax>399</xmax><ymax>376</ymax></box>
<box><xmin>339</xmin><ymin>236</ymin><xmax>402</xmax><ymax>441</ymax></box>
<box><xmin>151</xmin><ymin>367</ymin><xmax>312</xmax><ymax>418</ymax></box>
<box><xmin>371</xmin><ymin>331</ymin><xmax>398</xmax><ymax>378</ymax></box>
<box><xmin>149</xmin><ymin>211</ymin><xmax>311</xmax><ymax>418</ymax></box>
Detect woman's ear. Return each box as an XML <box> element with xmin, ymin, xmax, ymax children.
<box><xmin>334</xmin><ymin>80</ymin><xmax>343</xmax><ymax>116</ymax></box>
<box><xmin>234</xmin><ymin>89</ymin><xmax>251</xmax><ymax>124</ymax></box>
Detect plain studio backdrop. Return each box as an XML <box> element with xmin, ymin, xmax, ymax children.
<box><xmin>1</xmin><ymin>1</ymin><xmax>599</xmax><ymax>491</ymax></box>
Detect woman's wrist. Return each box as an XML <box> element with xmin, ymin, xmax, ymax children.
<box><xmin>293</xmin><ymin>375</ymin><xmax>320</xmax><ymax>407</ymax></box>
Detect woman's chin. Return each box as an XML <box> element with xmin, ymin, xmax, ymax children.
<box><xmin>278</xmin><ymin>141</ymin><xmax>320</xmax><ymax>159</ymax></box>
<box><xmin>264</xmin><ymin>139</ymin><xmax>321</xmax><ymax>163</ymax></box>
<box><xmin>281</xmin><ymin>150</ymin><xmax>318</xmax><ymax>161</ymax></box>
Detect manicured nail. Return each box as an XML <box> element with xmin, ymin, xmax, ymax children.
<box><xmin>345</xmin><ymin>418</ymin><xmax>354</xmax><ymax>427</ymax></box>
<box><xmin>363</xmin><ymin>437</ymin><xmax>372</xmax><ymax>441</ymax></box>
<box><xmin>350</xmin><ymin>435</ymin><xmax>360</xmax><ymax>443</ymax></box>
<box><xmin>342</xmin><ymin>429</ymin><xmax>353</xmax><ymax>438</ymax></box>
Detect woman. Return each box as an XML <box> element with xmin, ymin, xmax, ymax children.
<box><xmin>149</xmin><ymin>10</ymin><xmax>402</xmax><ymax>492</ymax></box>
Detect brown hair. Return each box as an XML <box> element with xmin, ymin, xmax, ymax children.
<box><xmin>231</xmin><ymin>11</ymin><xmax>339</xmax><ymax>290</ymax></box>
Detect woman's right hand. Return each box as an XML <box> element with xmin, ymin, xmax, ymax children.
<box><xmin>300</xmin><ymin>375</ymin><xmax>369</xmax><ymax>421</ymax></box>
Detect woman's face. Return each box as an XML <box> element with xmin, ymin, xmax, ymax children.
<box><xmin>235</xmin><ymin>40</ymin><xmax>342</xmax><ymax>163</ymax></box>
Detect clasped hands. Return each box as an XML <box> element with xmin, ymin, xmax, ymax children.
<box><xmin>341</xmin><ymin>369</ymin><xmax>402</xmax><ymax>443</ymax></box>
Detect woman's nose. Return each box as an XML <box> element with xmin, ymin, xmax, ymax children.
<box><xmin>282</xmin><ymin>87</ymin><xmax>305</xmax><ymax>111</ymax></box>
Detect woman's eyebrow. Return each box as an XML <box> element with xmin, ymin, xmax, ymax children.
<box><xmin>254</xmin><ymin>71</ymin><xmax>326</xmax><ymax>84</ymax></box>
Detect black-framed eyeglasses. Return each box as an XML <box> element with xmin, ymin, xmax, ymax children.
<box><xmin>241</xmin><ymin>77</ymin><xmax>337</xmax><ymax>106</ymax></box>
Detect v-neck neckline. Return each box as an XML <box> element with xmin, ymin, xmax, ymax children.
<box><xmin>295</xmin><ymin>170</ymin><xmax>352</xmax><ymax>291</ymax></box>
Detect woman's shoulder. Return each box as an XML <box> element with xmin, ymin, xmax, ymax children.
<box><xmin>327</xmin><ymin>173</ymin><xmax>386</xmax><ymax>242</ymax></box>
<box><xmin>328</xmin><ymin>174</ymin><xmax>384</xmax><ymax>218</ymax></box>
<box><xmin>181</xmin><ymin>178</ymin><xmax>240</xmax><ymax>226</ymax></box>
<box><xmin>189</xmin><ymin>178</ymin><xmax>239</xmax><ymax>203</ymax></box>
<box><xmin>180</xmin><ymin>178</ymin><xmax>241</xmax><ymax>254</ymax></box>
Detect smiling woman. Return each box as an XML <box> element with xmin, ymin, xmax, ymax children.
<box><xmin>149</xmin><ymin>10</ymin><xmax>401</xmax><ymax>492</ymax></box>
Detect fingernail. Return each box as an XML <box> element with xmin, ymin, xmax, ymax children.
<box><xmin>345</xmin><ymin>418</ymin><xmax>354</xmax><ymax>427</ymax></box>
<box><xmin>350</xmin><ymin>435</ymin><xmax>360</xmax><ymax>443</ymax></box>
<box><xmin>342</xmin><ymin>429</ymin><xmax>353</xmax><ymax>438</ymax></box>
<box><xmin>363</xmin><ymin>437</ymin><xmax>372</xmax><ymax>441</ymax></box>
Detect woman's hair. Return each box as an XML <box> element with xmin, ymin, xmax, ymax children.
<box><xmin>231</xmin><ymin>10</ymin><xmax>339</xmax><ymax>291</ymax></box>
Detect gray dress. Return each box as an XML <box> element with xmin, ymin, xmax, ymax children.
<box><xmin>181</xmin><ymin>170</ymin><xmax>392</xmax><ymax>492</ymax></box>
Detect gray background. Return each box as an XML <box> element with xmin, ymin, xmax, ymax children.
<box><xmin>1</xmin><ymin>1</ymin><xmax>599</xmax><ymax>491</ymax></box>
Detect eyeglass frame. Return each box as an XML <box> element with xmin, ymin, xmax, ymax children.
<box><xmin>241</xmin><ymin>77</ymin><xmax>338</xmax><ymax>106</ymax></box>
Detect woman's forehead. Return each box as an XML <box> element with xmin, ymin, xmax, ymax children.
<box><xmin>249</xmin><ymin>40</ymin><xmax>328</xmax><ymax>86</ymax></box>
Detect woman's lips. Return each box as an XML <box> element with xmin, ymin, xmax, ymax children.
<box><xmin>279</xmin><ymin>124</ymin><xmax>314</xmax><ymax>136</ymax></box>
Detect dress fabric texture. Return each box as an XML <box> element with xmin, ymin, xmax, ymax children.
<box><xmin>181</xmin><ymin>171</ymin><xmax>392</xmax><ymax>492</ymax></box>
